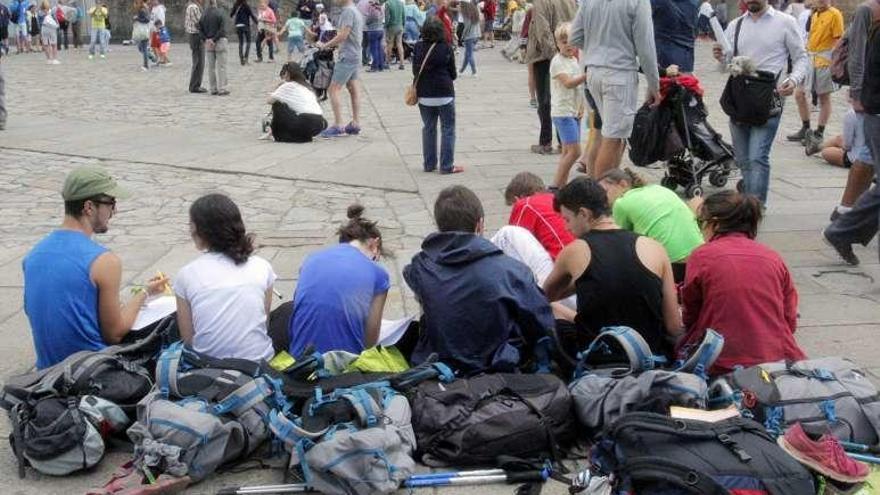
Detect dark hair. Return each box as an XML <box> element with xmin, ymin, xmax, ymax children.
<box><xmin>421</xmin><ymin>17</ymin><xmax>447</xmax><ymax>44</ymax></box>
<box><xmin>280</xmin><ymin>62</ymin><xmax>312</xmax><ymax>89</ymax></box>
<box><xmin>460</xmin><ymin>1</ymin><xmax>479</xmax><ymax>24</ymax></box>
<box><xmin>338</xmin><ymin>204</ymin><xmax>388</xmax><ymax>255</ymax></box>
<box><xmin>189</xmin><ymin>193</ymin><xmax>255</xmax><ymax>265</ymax></box>
<box><xmin>434</xmin><ymin>186</ymin><xmax>484</xmax><ymax>232</ymax></box>
<box><xmin>553</xmin><ymin>177</ymin><xmax>611</xmax><ymax>218</ymax></box>
<box><xmin>599</xmin><ymin>168</ymin><xmax>647</xmax><ymax>188</ymax></box>
<box><xmin>504</xmin><ymin>172</ymin><xmax>545</xmax><ymax>205</ymax></box>
<box><xmin>64</xmin><ymin>194</ymin><xmax>112</xmax><ymax>217</ymax></box>
<box><xmin>699</xmin><ymin>190</ymin><xmax>763</xmax><ymax>239</ymax></box>
<box><xmin>289</xmin><ymin>8</ymin><xmax>298</xmax><ymax>16</ymax></box>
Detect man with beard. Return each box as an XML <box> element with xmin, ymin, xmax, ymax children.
<box><xmin>22</xmin><ymin>167</ymin><xmax>168</xmax><ymax>369</ymax></box>
<box><xmin>713</xmin><ymin>0</ymin><xmax>807</xmax><ymax>205</ymax></box>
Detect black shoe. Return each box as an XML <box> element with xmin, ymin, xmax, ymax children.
<box><xmin>217</xmin><ymin>90</ymin><xmax>230</xmax><ymax>96</ymax></box>
<box><xmin>823</xmin><ymin>231</ymin><xmax>860</xmax><ymax>266</ymax></box>
<box><xmin>787</xmin><ymin>127</ymin><xmax>809</xmax><ymax>142</ymax></box>
<box><xmin>210</xmin><ymin>90</ymin><xmax>219</xmax><ymax>95</ymax></box>
<box><xmin>830</xmin><ymin>208</ymin><xmax>841</xmax><ymax>222</ymax></box>
<box><xmin>190</xmin><ymin>87</ymin><xmax>208</xmax><ymax>94</ymax></box>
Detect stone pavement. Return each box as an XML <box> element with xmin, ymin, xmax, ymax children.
<box><xmin>0</xmin><ymin>39</ymin><xmax>878</xmax><ymax>494</ymax></box>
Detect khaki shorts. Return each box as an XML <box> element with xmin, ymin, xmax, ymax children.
<box><xmin>805</xmin><ymin>65</ymin><xmax>834</xmax><ymax>95</ymax></box>
<box><xmin>385</xmin><ymin>26</ymin><xmax>403</xmax><ymax>45</ymax></box>
<box><xmin>586</xmin><ymin>67</ymin><xmax>639</xmax><ymax>139</ymax></box>
<box><xmin>41</xmin><ymin>27</ymin><xmax>58</xmax><ymax>46</ymax></box>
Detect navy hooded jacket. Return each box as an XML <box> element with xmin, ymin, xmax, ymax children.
<box><xmin>403</xmin><ymin>231</ymin><xmax>555</xmax><ymax>376</ymax></box>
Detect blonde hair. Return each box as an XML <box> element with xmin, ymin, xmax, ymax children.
<box><xmin>40</xmin><ymin>0</ymin><xmax>50</xmax><ymax>10</ymax></box>
<box><xmin>599</xmin><ymin>168</ymin><xmax>647</xmax><ymax>188</ymax></box>
<box><xmin>554</xmin><ymin>22</ymin><xmax>571</xmax><ymax>45</ymax></box>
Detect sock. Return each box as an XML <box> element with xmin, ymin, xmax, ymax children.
<box><xmin>837</xmin><ymin>205</ymin><xmax>852</xmax><ymax>214</ymax></box>
<box><xmin>816</xmin><ymin>125</ymin><xmax>825</xmax><ymax>136</ymax></box>
<box><xmin>800</xmin><ymin>121</ymin><xmax>810</xmax><ymax>131</ymax></box>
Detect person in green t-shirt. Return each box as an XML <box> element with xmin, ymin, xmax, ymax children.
<box><xmin>599</xmin><ymin>168</ymin><xmax>703</xmax><ymax>283</ymax></box>
<box><xmin>384</xmin><ymin>0</ymin><xmax>405</xmax><ymax>69</ymax></box>
<box><xmin>279</xmin><ymin>10</ymin><xmax>307</xmax><ymax>61</ymax></box>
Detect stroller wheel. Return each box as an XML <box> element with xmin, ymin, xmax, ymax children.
<box><xmin>661</xmin><ymin>176</ymin><xmax>678</xmax><ymax>191</ymax></box>
<box><xmin>685</xmin><ymin>184</ymin><xmax>704</xmax><ymax>199</ymax></box>
<box><xmin>708</xmin><ymin>170</ymin><xmax>729</xmax><ymax>188</ymax></box>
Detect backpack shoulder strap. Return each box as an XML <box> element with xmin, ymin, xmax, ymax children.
<box><xmin>577</xmin><ymin>326</ymin><xmax>662</xmax><ymax>376</ymax></box>
<box><xmin>156</xmin><ymin>342</ymin><xmax>185</xmax><ymax>398</ymax></box>
<box><xmin>674</xmin><ymin>329</ymin><xmax>725</xmax><ymax>379</ymax></box>
<box><xmin>734</xmin><ymin>16</ymin><xmax>744</xmax><ymax>57</ymax></box>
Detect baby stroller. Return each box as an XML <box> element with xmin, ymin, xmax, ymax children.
<box><xmin>300</xmin><ymin>47</ymin><xmax>334</xmax><ymax>102</ymax></box>
<box><xmin>629</xmin><ymin>75</ymin><xmax>737</xmax><ymax>198</ymax></box>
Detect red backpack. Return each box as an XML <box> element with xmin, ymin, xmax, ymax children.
<box><xmin>830</xmin><ymin>0</ymin><xmax>880</xmax><ymax>85</ymax></box>
<box><xmin>54</xmin><ymin>5</ymin><xmax>65</xmax><ymax>23</ymax></box>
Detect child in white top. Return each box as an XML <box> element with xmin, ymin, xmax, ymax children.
<box><xmin>549</xmin><ymin>22</ymin><xmax>585</xmax><ymax>189</ymax></box>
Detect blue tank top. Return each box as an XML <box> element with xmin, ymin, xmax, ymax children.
<box><xmin>23</xmin><ymin>230</ymin><xmax>109</xmax><ymax>369</ymax></box>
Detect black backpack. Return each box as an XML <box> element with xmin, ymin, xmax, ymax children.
<box><xmin>592</xmin><ymin>412</ymin><xmax>815</xmax><ymax>495</ymax></box>
<box><xmin>409</xmin><ymin>373</ymin><xmax>576</xmax><ymax>466</ymax></box>
<box><xmin>719</xmin><ymin>17</ymin><xmax>783</xmax><ymax>125</ymax></box>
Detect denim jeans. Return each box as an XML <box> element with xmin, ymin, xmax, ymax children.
<box><xmin>419</xmin><ymin>101</ymin><xmax>456</xmax><ymax>172</ymax></box>
<box><xmin>88</xmin><ymin>28</ymin><xmax>108</xmax><ymax>55</ymax></box>
<box><xmin>729</xmin><ymin>115</ymin><xmax>781</xmax><ymax>205</ymax></box>
<box><xmin>137</xmin><ymin>39</ymin><xmax>149</xmax><ymax>68</ymax></box>
<box><xmin>367</xmin><ymin>30</ymin><xmax>385</xmax><ymax>70</ymax></box>
<box><xmin>533</xmin><ymin>58</ymin><xmax>552</xmax><ymax>146</ymax></box>
<box><xmin>461</xmin><ymin>38</ymin><xmax>476</xmax><ymax>74</ymax></box>
<box><xmin>236</xmin><ymin>26</ymin><xmax>251</xmax><ymax>61</ymax></box>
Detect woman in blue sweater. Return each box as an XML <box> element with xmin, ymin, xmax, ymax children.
<box><xmin>413</xmin><ymin>18</ymin><xmax>462</xmax><ymax>174</ymax></box>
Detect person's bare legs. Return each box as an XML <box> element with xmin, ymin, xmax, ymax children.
<box><xmin>840</xmin><ymin>162</ymin><xmax>875</xmax><ymax>207</ymax></box>
<box><xmin>820</xmin><ymin>147</ymin><xmax>845</xmax><ymax>167</ymax></box>
<box><xmin>795</xmin><ymin>87</ymin><xmax>810</xmax><ymax>122</ymax></box>
<box><xmin>817</xmin><ymin>93</ymin><xmax>832</xmax><ymax>131</ymax></box>
<box><xmin>592</xmin><ymin>137</ymin><xmax>624</xmax><ymax>179</ymax></box>
<box><xmin>553</xmin><ymin>143</ymin><xmax>580</xmax><ymax>188</ymax></box>
<box><xmin>347</xmin><ymin>78</ymin><xmax>361</xmax><ymax>125</ymax></box>
<box><xmin>328</xmin><ymin>82</ymin><xmax>344</xmax><ymax>127</ymax></box>
<box><xmin>527</xmin><ymin>62</ymin><xmax>536</xmax><ymax>102</ymax></box>
<box><xmin>575</xmin><ymin>112</ymin><xmax>600</xmax><ymax>175</ymax></box>
<box><xmin>396</xmin><ymin>36</ymin><xmax>404</xmax><ymax>66</ymax></box>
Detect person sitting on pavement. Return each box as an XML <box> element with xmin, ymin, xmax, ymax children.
<box><xmin>261</xmin><ymin>62</ymin><xmax>327</xmax><ymax>142</ymax></box>
<box><xmin>288</xmin><ymin>205</ymin><xmax>389</xmax><ymax>356</ymax></box>
<box><xmin>174</xmin><ymin>194</ymin><xmax>276</xmax><ymax>362</ymax></box>
<box><xmin>503</xmin><ymin>171</ymin><xmax>575</xmax><ymax>260</ymax></box>
<box><xmin>404</xmin><ymin>185</ymin><xmax>555</xmax><ymax>376</ymax></box>
<box><xmin>543</xmin><ymin>177</ymin><xmax>682</xmax><ymax>357</ymax></box>
<box><xmin>23</xmin><ymin>167</ymin><xmax>168</xmax><ymax>369</ymax></box>
<box><xmin>598</xmin><ymin>168</ymin><xmax>704</xmax><ymax>283</ymax></box>
<box><xmin>813</xmin><ymin>108</ymin><xmax>874</xmax><ymax>223</ymax></box>
<box><xmin>679</xmin><ymin>190</ymin><xmax>806</xmax><ymax>375</ymax></box>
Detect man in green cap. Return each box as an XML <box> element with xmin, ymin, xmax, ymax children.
<box><xmin>22</xmin><ymin>167</ymin><xmax>168</xmax><ymax>369</ymax></box>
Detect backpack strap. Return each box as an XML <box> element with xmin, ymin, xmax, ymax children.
<box><xmin>211</xmin><ymin>376</ymin><xmax>275</xmax><ymax>417</ymax></box>
<box><xmin>156</xmin><ymin>342</ymin><xmax>185</xmax><ymax>398</ymax></box>
<box><xmin>338</xmin><ymin>387</ymin><xmax>383</xmax><ymax>428</ymax></box>
<box><xmin>267</xmin><ymin>409</ymin><xmax>326</xmax><ymax>450</ymax></box>
<box><xmin>576</xmin><ymin>326</ymin><xmax>663</xmax><ymax>377</ymax></box>
<box><xmin>734</xmin><ymin>16</ymin><xmax>744</xmax><ymax>58</ymax></box>
<box><xmin>674</xmin><ymin>329</ymin><xmax>725</xmax><ymax>380</ymax></box>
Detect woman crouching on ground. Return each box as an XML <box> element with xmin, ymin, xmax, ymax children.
<box><xmin>261</xmin><ymin>62</ymin><xmax>327</xmax><ymax>142</ymax></box>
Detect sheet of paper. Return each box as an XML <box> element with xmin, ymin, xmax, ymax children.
<box><xmin>132</xmin><ymin>295</ymin><xmax>176</xmax><ymax>330</ymax></box>
<box><xmin>699</xmin><ymin>2</ymin><xmax>733</xmax><ymax>57</ymax></box>
<box><xmin>669</xmin><ymin>405</ymin><xmax>740</xmax><ymax>423</ymax></box>
<box><xmin>378</xmin><ymin>316</ymin><xmax>415</xmax><ymax>347</ymax></box>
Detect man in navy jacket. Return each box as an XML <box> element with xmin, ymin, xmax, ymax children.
<box><xmin>404</xmin><ymin>186</ymin><xmax>555</xmax><ymax>376</ymax></box>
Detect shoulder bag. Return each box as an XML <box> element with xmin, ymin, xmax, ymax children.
<box><xmin>405</xmin><ymin>43</ymin><xmax>437</xmax><ymax>106</ymax></box>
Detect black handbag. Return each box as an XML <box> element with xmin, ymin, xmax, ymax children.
<box><xmin>719</xmin><ymin>17</ymin><xmax>783</xmax><ymax>126</ymax></box>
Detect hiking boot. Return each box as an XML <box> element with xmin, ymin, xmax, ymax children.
<box><xmin>822</xmin><ymin>230</ymin><xmax>860</xmax><ymax>266</ymax></box>
<box><xmin>777</xmin><ymin>423</ymin><xmax>869</xmax><ymax>483</ymax></box>
<box><xmin>787</xmin><ymin>126</ymin><xmax>809</xmax><ymax>143</ymax></box>
<box><xmin>805</xmin><ymin>131</ymin><xmax>823</xmax><ymax>156</ymax></box>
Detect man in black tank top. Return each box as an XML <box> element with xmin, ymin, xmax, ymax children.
<box><xmin>542</xmin><ymin>178</ymin><xmax>683</xmax><ymax>358</ymax></box>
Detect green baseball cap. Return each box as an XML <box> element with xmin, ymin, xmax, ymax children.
<box><xmin>61</xmin><ymin>167</ymin><xmax>130</xmax><ymax>201</ymax></box>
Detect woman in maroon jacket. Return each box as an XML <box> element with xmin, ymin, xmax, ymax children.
<box><xmin>679</xmin><ymin>191</ymin><xmax>806</xmax><ymax>375</ymax></box>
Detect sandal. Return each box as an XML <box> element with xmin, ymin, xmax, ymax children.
<box><xmin>440</xmin><ymin>166</ymin><xmax>465</xmax><ymax>175</ymax></box>
<box><xmin>575</xmin><ymin>160</ymin><xmax>588</xmax><ymax>174</ymax></box>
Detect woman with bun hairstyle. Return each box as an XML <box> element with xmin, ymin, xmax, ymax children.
<box><xmin>599</xmin><ymin>168</ymin><xmax>703</xmax><ymax>283</ymax></box>
<box><xmin>288</xmin><ymin>204</ymin><xmax>390</xmax><ymax>356</ymax></box>
<box><xmin>678</xmin><ymin>191</ymin><xmax>806</xmax><ymax>375</ymax></box>
<box><xmin>174</xmin><ymin>193</ymin><xmax>277</xmax><ymax>361</ymax></box>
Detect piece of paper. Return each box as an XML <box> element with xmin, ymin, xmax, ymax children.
<box><xmin>699</xmin><ymin>2</ymin><xmax>733</xmax><ymax>57</ymax></box>
<box><xmin>132</xmin><ymin>295</ymin><xmax>176</xmax><ymax>330</ymax></box>
<box><xmin>378</xmin><ymin>316</ymin><xmax>414</xmax><ymax>347</ymax></box>
<box><xmin>669</xmin><ymin>405</ymin><xmax>740</xmax><ymax>423</ymax></box>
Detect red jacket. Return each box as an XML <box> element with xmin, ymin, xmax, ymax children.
<box><xmin>508</xmin><ymin>193</ymin><xmax>575</xmax><ymax>260</ymax></box>
<box><xmin>678</xmin><ymin>233</ymin><xmax>806</xmax><ymax>375</ymax></box>
<box><xmin>482</xmin><ymin>0</ymin><xmax>496</xmax><ymax>19</ymax></box>
<box><xmin>437</xmin><ymin>6</ymin><xmax>453</xmax><ymax>43</ymax></box>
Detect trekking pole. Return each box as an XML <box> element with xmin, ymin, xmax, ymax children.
<box><xmin>840</xmin><ymin>441</ymin><xmax>880</xmax><ymax>455</ymax></box>
<box><xmin>406</xmin><ymin>468</ymin><xmax>506</xmax><ymax>481</ymax></box>
<box><xmin>847</xmin><ymin>452</ymin><xmax>880</xmax><ymax>465</ymax></box>
<box><xmin>216</xmin><ymin>483</ymin><xmax>312</xmax><ymax>495</ymax></box>
<box><xmin>403</xmin><ymin>467</ymin><xmax>550</xmax><ymax>488</ymax></box>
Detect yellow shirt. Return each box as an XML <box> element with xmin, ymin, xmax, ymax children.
<box><xmin>507</xmin><ymin>0</ymin><xmax>518</xmax><ymax>14</ymax></box>
<box><xmin>807</xmin><ymin>6</ymin><xmax>844</xmax><ymax>68</ymax></box>
<box><xmin>89</xmin><ymin>6</ymin><xmax>108</xmax><ymax>29</ymax></box>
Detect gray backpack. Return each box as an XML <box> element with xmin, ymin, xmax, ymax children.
<box><xmin>127</xmin><ymin>343</ymin><xmax>288</xmax><ymax>481</ymax></box>
<box><xmin>569</xmin><ymin>327</ymin><xmax>721</xmax><ymax>437</ymax></box>
<box><xmin>721</xmin><ymin>357</ymin><xmax>880</xmax><ymax>445</ymax></box>
<box><xmin>269</xmin><ymin>382</ymin><xmax>417</xmax><ymax>495</ymax></box>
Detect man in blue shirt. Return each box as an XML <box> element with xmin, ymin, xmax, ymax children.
<box><xmin>404</xmin><ymin>186</ymin><xmax>555</xmax><ymax>376</ymax></box>
<box><xmin>23</xmin><ymin>167</ymin><xmax>167</xmax><ymax>369</ymax></box>
<box><xmin>652</xmin><ymin>0</ymin><xmax>698</xmax><ymax>73</ymax></box>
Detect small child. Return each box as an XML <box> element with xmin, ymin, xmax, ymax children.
<box><xmin>549</xmin><ymin>22</ymin><xmax>585</xmax><ymax>189</ymax></box>
<box><xmin>27</xmin><ymin>5</ymin><xmax>40</xmax><ymax>51</ymax></box>
<box><xmin>257</xmin><ymin>0</ymin><xmax>277</xmax><ymax>63</ymax></box>
<box><xmin>154</xmin><ymin>19</ymin><xmax>171</xmax><ymax>65</ymax></box>
<box><xmin>280</xmin><ymin>10</ymin><xmax>306</xmax><ymax>61</ymax></box>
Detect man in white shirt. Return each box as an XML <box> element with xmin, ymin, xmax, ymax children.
<box><xmin>713</xmin><ymin>0</ymin><xmax>808</xmax><ymax>205</ymax></box>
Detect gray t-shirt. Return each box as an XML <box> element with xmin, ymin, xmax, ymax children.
<box><xmin>337</xmin><ymin>4</ymin><xmax>364</xmax><ymax>64</ymax></box>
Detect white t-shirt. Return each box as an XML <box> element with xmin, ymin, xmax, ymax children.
<box><xmin>271</xmin><ymin>82</ymin><xmax>323</xmax><ymax>115</ymax></box>
<box><xmin>174</xmin><ymin>252</ymin><xmax>276</xmax><ymax>362</ymax></box>
<box><xmin>550</xmin><ymin>53</ymin><xmax>583</xmax><ymax>118</ymax></box>
<box><xmin>151</xmin><ymin>4</ymin><xmax>166</xmax><ymax>25</ymax></box>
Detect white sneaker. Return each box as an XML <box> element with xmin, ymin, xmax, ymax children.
<box><xmin>100</xmin><ymin>54</ymin><xmax>106</xmax><ymax>59</ymax></box>
<box><xmin>52</xmin><ymin>59</ymin><xmax>61</xmax><ymax>65</ymax></box>
<box><xmin>258</xmin><ymin>132</ymin><xmax>273</xmax><ymax>141</ymax></box>
<box><xmin>141</xmin><ymin>66</ymin><xmax>148</xmax><ymax>72</ymax></box>
<box><xmin>88</xmin><ymin>54</ymin><xmax>94</xmax><ymax>60</ymax></box>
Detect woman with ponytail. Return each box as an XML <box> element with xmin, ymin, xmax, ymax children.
<box><xmin>174</xmin><ymin>193</ymin><xmax>277</xmax><ymax>361</ymax></box>
<box><xmin>599</xmin><ymin>168</ymin><xmax>703</xmax><ymax>283</ymax></box>
<box><xmin>288</xmin><ymin>204</ymin><xmax>390</xmax><ymax>356</ymax></box>
<box><xmin>678</xmin><ymin>190</ymin><xmax>806</xmax><ymax>375</ymax></box>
